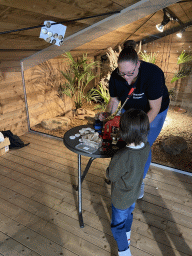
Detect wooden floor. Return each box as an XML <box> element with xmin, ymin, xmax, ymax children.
<box><xmin>0</xmin><ymin>132</ymin><xmax>191</xmax><ymax>256</ymax></box>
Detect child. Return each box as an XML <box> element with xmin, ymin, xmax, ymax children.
<box><xmin>106</xmin><ymin>109</ymin><xmax>150</xmax><ymax>256</ymax></box>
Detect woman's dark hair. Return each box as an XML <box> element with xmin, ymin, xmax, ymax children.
<box><xmin>118</xmin><ymin>46</ymin><xmax>138</xmax><ymax>64</ymax></box>
<box><xmin>119</xmin><ymin>109</ymin><xmax>149</xmax><ymax>146</ymax></box>
<box><xmin>123</xmin><ymin>40</ymin><xmax>136</xmax><ymax>50</ymax></box>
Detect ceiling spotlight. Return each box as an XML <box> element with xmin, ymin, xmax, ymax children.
<box><xmin>39</xmin><ymin>20</ymin><xmax>67</xmax><ymax>46</ymax></box>
<box><xmin>45</xmin><ymin>37</ymin><xmax>51</xmax><ymax>43</ymax></box>
<box><xmin>53</xmin><ymin>33</ymin><xmax>58</xmax><ymax>39</ymax></box>
<box><xmin>156</xmin><ymin>9</ymin><xmax>171</xmax><ymax>32</ymax></box>
<box><xmin>59</xmin><ymin>40</ymin><xmax>64</xmax><ymax>46</ymax></box>
<box><xmin>52</xmin><ymin>39</ymin><xmax>56</xmax><ymax>44</ymax></box>
<box><xmin>47</xmin><ymin>31</ymin><xmax>53</xmax><ymax>37</ymax></box>
<box><xmin>176</xmin><ymin>32</ymin><xmax>182</xmax><ymax>38</ymax></box>
<box><xmin>58</xmin><ymin>35</ymin><xmax>63</xmax><ymax>40</ymax></box>
<box><xmin>42</xmin><ymin>28</ymin><xmax>47</xmax><ymax>34</ymax></box>
<box><xmin>45</xmin><ymin>21</ymin><xmax>51</xmax><ymax>28</ymax></box>
<box><xmin>156</xmin><ymin>24</ymin><xmax>164</xmax><ymax>32</ymax></box>
<box><xmin>176</xmin><ymin>29</ymin><xmax>185</xmax><ymax>38</ymax></box>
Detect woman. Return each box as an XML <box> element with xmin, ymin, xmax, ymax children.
<box><xmin>99</xmin><ymin>43</ymin><xmax>170</xmax><ymax>199</ymax></box>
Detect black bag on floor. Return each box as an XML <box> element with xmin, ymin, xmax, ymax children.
<box><xmin>1</xmin><ymin>130</ymin><xmax>30</xmax><ymax>149</ymax></box>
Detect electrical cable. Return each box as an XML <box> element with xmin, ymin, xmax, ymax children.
<box><xmin>160</xmin><ymin>36</ymin><xmax>166</xmax><ymax>69</ymax></box>
<box><xmin>115</xmin><ymin>12</ymin><xmax>156</xmax><ymax>50</ymax></box>
<box><xmin>0</xmin><ymin>10</ymin><xmax>121</xmax><ymax>35</ymax></box>
<box><xmin>164</xmin><ymin>34</ymin><xmax>173</xmax><ymax>81</ymax></box>
<box><xmin>124</xmin><ymin>13</ymin><xmax>156</xmax><ymax>43</ymax></box>
<box><xmin>163</xmin><ymin>35</ymin><xmax>169</xmax><ymax>73</ymax></box>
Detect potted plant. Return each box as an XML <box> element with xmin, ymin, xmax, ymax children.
<box><xmin>59</xmin><ymin>52</ymin><xmax>100</xmax><ymax>109</ymax></box>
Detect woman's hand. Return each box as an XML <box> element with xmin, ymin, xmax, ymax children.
<box><xmin>98</xmin><ymin>112</ymin><xmax>110</xmax><ymax>121</ymax></box>
<box><xmin>97</xmin><ymin>97</ymin><xmax>120</xmax><ymax>121</ymax></box>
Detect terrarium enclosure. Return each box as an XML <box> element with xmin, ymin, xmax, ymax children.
<box><xmin>23</xmin><ymin>32</ymin><xmax>192</xmax><ymax>173</ymax></box>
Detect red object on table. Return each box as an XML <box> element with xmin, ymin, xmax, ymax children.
<box><xmin>102</xmin><ymin>115</ymin><xmax>121</xmax><ymax>140</ymax></box>
<box><xmin>102</xmin><ymin>87</ymin><xmax>136</xmax><ymax>141</ymax></box>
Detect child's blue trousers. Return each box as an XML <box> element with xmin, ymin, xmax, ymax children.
<box><xmin>111</xmin><ymin>203</ymin><xmax>135</xmax><ymax>252</ymax></box>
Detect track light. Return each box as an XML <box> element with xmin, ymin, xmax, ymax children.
<box><xmin>156</xmin><ymin>9</ymin><xmax>171</xmax><ymax>32</ymax></box>
<box><xmin>176</xmin><ymin>29</ymin><xmax>185</xmax><ymax>38</ymax></box>
<box><xmin>39</xmin><ymin>20</ymin><xmax>67</xmax><ymax>46</ymax></box>
<box><xmin>156</xmin><ymin>24</ymin><xmax>164</xmax><ymax>32</ymax></box>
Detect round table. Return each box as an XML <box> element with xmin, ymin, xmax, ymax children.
<box><xmin>63</xmin><ymin>125</ymin><xmax>126</xmax><ymax>227</ymax></box>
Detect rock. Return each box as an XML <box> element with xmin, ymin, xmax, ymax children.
<box><xmin>75</xmin><ymin>108</ymin><xmax>96</xmax><ymax>121</ymax></box>
<box><xmin>162</xmin><ymin>135</ymin><xmax>188</xmax><ymax>155</ymax></box>
<box><xmin>76</xmin><ymin>108</ymin><xmax>86</xmax><ymax>115</ymax></box>
<box><xmin>41</xmin><ymin>117</ymin><xmax>71</xmax><ymax>130</ymax></box>
<box><xmin>64</xmin><ymin>109</ymin><xmax>75</xmax><ymax>118</ymax></box>
<box><xmin>77</xmin><ymin>115</ymin><xmax>86</xmax><ymax>120</ymax></box>
<box><xmin>85</xmin><ymin>116</ymin><xmax>95</xmax><ymax>124</ymax></box>
<box><xmin>76</xmin><ymin>108</ymin><xmax>96</xmax><ymax>117</ymax></box>
<box><xmin>85</xmin><ymin>109</ymin><xmax>96</xmax><ymax>117</ymax></box>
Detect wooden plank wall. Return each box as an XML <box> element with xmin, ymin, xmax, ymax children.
<box><xmin>24</xmin><ymin>54</ymin><xmax>99</xmax><ymax>128</ymax></box>
<box><xmin>141</xmin><ymin>28</ymin><xmax>192</xmax><ymax>110</ymax></box>
<box><xmin>0</xmin><ymin>71</ymin><xmax>28</xmax><ymax>136</ymax></box>
<box><xmin>24</xmin><ymin>57</ymin><xmax>73</xmax><ymax>128</ymax></box>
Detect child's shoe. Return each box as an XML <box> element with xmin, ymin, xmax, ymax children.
<box><xmin>126</xmin><ymin>231</ymin><xmax>131</xmax><ymax>246</ymax></box>
<box><xmin>118</xmin><ymin>248</ymin><xmax>131</xmax><ymax>256</ymax></box>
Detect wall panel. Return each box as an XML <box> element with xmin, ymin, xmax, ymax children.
<box><xmin>0</xmin><ymin>72</ymin><xmax>28</xmax><ymax>135</ymax></box>
<box><xmin>142</xmin><ymin>32</ymin><xmax>192</xmax><ymax>111</ymax></box>
<box><xmin>24</xmin><ymin>57</ymin><xmax>73</xmax><ymax>128</ymax></box>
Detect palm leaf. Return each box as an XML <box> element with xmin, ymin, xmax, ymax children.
<box><xmin>177</xmin><ymin>51</ymin><xmax>192</xmax><ymax>64</ymax></box>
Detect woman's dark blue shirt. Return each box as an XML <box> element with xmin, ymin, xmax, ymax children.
<box><xmin>109</xmin><ymin>61</ymin><xmax>170</xmax><ymax>113</ymax></box>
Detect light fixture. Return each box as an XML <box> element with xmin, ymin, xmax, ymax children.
<box><xmin>176</xmin><ymin>29</ymin><xmax>185</xmax><ymax>38</ymax></box>
<box><xmin>156</xmin><ymin>9</ymin><xmax>171</xmax><ymax>32</ymax></box>
<box><xmin>39</xmin><ymin>20</ymin><xmax>67</xmax><ymax>46</ymax></box>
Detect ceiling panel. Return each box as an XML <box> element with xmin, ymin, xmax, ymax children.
<box><xmin>0</xmin><ymin>0</ymin><xmax>191</xmax><ymax>72</ymax></box>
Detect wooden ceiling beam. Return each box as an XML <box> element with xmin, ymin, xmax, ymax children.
<box><xmin>0</xmin><ymin>0</ymin><xmax>125</xmax><ymax>26</ymax></box>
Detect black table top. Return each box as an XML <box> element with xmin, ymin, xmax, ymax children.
<box><xmin>63</xmin><ymin>125</ymin><xmax>126</xmax><ymax>158</ymax></box>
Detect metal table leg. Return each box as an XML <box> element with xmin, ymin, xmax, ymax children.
<box><xmin>73</xmin><ymin>157</ymin><xmax>95</xmax><ymax>191</ymax></box>
<box><xmin>74</xmin><ymin>155</ymin><xmax>95</xmax><ymax>228</ymax></box>
<box><xmin>77</xmin><ymin>154</ymin><xmax>84</xmax><ymax>228</ymax></box>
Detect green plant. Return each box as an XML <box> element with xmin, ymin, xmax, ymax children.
<box><xmin>168</xmin><ymin>87</ymin><xmax>176</xmax><ymax>101</ymax></box>
<box><xmin>88</xmin><ymin>46</ymin><xmax>121</xmax><ymax>111</ymax></box>
<box><xmin>171</xmin><ymin>51</ymin><xmax>192</xmax><ymax>83</ymax></box>
<box><xmin>139</xmin><ymin>51</ymin><xmax>158</xmax><ymax>64</ymax></box>
<box><xmin>177</xmin><ymin>51</ymin><xmax>192</xmax><ymax>64</ymax></box>
<box><xmin>59</xmin><ymin>52</ymin><xmax>99</xmax><ymax>109</ymax></box>
<box><xmin>88</xmin><ymin>82</ymin><xmax>110</xmax><ymax>111</ymax></box>
<box><xmin>171</xmin><ymin>66</ymin><xmax>191</xmax><ymax>83</ymax></box>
